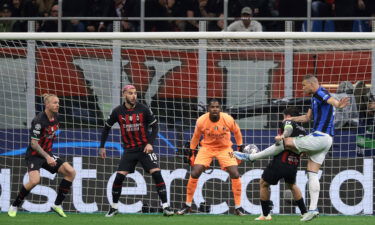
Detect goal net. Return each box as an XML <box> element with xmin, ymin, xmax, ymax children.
<box><xmin>0</xmin><ymin>32</ymin><xmax>373</xmax><ymax>215</ymax></box>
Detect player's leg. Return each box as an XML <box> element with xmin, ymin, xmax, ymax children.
<box><xmin>140</xmin><ymin>152</ymin><xmax>174</xmax><ymax>216</ymax></box>
<box><xmin>256</xmin><ymin>166</ymin><xmax>280</xmax><ymax>221</ymax></box>
<box><xmin>300</xmin><ymin>136</ymin><xmax>331</xmax><ymax>222</ymax></box>
<box><xmin>106</xmin><ymin>151</ymin><xmax>136</xmax><ymax>217</ymax></box>
<box><xmin>50</xmin><ymin>160</ymin><xmax>76</xmax><ymax>217</ymax></box>
<box><xmin>286</xmin><ymin>183</ymin><xmax>307</xmax><ymax>216</ymax></box>
<box><xmin>8</xmin><ymin>170</ymin><xmax>40</xmax><ymax>217</ymax></box>
<box><xmin>177</xmin><ymin>147</ymin><xmax>212</xmax><ymax>215</ymax></box>
<box><xmin>8</xmin><ymin>156</ymin><xmax>44</xmax><ymax>217</ymax></box>
<box><xmin>220</xmin><ymin>150</ymin><xmax>244</xmax><ymax>215</ymax></box>
<box><xmin>256</xmin><ymin>178</ymin><xmax>272</xmax><ymax>220</ymax></box>
<box><xmin>236</xmin><ymin>140</ymin><xmax>292</xmax><ymax>162</ymax></box>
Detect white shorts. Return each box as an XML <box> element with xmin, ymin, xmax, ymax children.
<box><xmin>293</xmin><ymin>131</ymin><xmax>333</xmax><ymax>165</ymax></box>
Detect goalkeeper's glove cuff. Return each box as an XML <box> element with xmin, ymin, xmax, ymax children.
<box><xmin>237</xmin><ymin>144</ymin><xmax>245</xmax><ymax>152</ymax></box>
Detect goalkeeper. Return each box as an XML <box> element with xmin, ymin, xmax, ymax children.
<box><xmin>236</xmin><ymin>107</ymin><xmax>308</xmax><ymax>220</ymax></box>
<box><xmin>177</xmin><ymin>99</ymin><xmax>246</xmax><ymax>216</ymax></box>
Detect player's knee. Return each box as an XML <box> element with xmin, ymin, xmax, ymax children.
<box><xmin>229</xmin><ymin>171</ymin><xmax>240</xmax><ymax>179</ymax></box>
<box><xmin>191</xmin><ymin>165</ymin><xmax>204</xmax><ymax>178</ymax></box>
<box><xmin>151</xmin><ymin>170</ymin><xmax>165</xmax><ymax>184</ymax></box>
<box><xmin>260</xmin><ymin>179</ymin><xmax>269</xmax><ymax>188</ymax></box>
<box><xmin>29</xmin><ymin>177</ymin><xmax>40</xmax><ymax>187</ymax></box>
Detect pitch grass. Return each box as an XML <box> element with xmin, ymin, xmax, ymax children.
<box><xmin>1</xmin><ymin>213</ymin><xmax>374</xmax><ymax>225</ymax></box>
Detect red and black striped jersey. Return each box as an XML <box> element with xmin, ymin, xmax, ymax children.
<box><xmin>271</xmin><ymin>120</ymin><xmax>307</xmax><ymax>168</ymax></box>
<box><xmin>26</xmin><ymin>112</ymin><xmax>59</xmax><ymax>157</ymax></box>
<box><xmin>105</xmin><ymin>102</ymin><xmax>157</xmax><ymax>150</ymax></box>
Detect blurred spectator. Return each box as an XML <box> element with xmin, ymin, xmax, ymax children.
<box><xmin>331</xmin><ymin>81</ymin><xmax>359</xmax><ymax>128</ymax></box>
<box><xmin>85</xmin><ymin>0</ymin><xmax>114</xmax><ymax>32</ymax></box>
<box><xmin>39</xmin><ymin>4</ymin><xmax>57</xmax><ymax>32</ymax></box>
<box><xmin>10</xmin><ymin>0</ymin><xmax>27</xmax><ymax>31</ymax></box>
<box><xmin>199</xmin><ymin>0</ymin><xmax>224</xmax><ymax>31</ymax></box>
<box><xmin>363</xmin><ymin>0</ymin><xmax>375</xmax><ymax>16</ymax></box>
<box><xmin>36</xmin><ymin>0</ymin><xmax>55</xmax><ymax>16</ymax></box>
<box><xmin>0</xmin><ymin>3</ymin><xmax>15</xmax><ymax>32</ymax></box>
<box><xmin>238</xmin><ymin>0</ymin><xmax>274</xmax><ymax>31</ymax></box>
<box><xmin>278</xmin><ymin>0</ymin><xmax>307</xmax><ymax>31</ymax></box>
<box><xmin>145</xmin><ymin>0</ymin><xmax>184</xmax><ymax>31</ymax></box>
<box><xmin>23</xmin><ymin>0</ymin><xmax>39</xmax><ymax>17</ymax></box>
<box><xmin>333</xmin><ymin>0</ymin><xmax>365</xmax><ymax>32</ymax></box>
<box><xmin>226</xmin><ymin>7</ymin><xmax>262</xmax><ymax>31</ymax></box>
<box><xmin>311</xmin><ymin>0</ymin><xmax>334</xmax><ymax>31</ymax></box>
<box><xmin>62</xmin><ymin>0</ymin><xmax>86</xmax><ymax>32</ymax></box>
<box><xmin>185</xmin><ymin>0</ymin><xmax>201</xmax><ymax>31</ymax></box>
<box><xmin>109</xmin><ymin>0</ymin><xmax>141</xmax><ymax>32</ymax></box>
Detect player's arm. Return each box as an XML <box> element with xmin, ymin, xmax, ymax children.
<box><xmin>144</xmin><ymin>120</ymin><xmax>158</xmax><ymax>153</ymax></box>
<box><xmin>143</xmin><ymin>107</ymin><xmax>158</xmax><ymax>153</ymax></box>
<box><xmin>99</xmin><ymin>110</ymin><xmax>117</xmax><ymax>158</ymax></box>
<box><xmin>327</xmin><ymin>96</ymin><xmax>350</xmax><ymax>109</ymax></box>
<box><xmin>231</xmin><ymin>119</ymin><xmax>244</xmax><ymax>151</ymax></box>
<box><xmin>190</xmin><ymin>119</ymin><xmax>203</xmax><ymax>150</ymax></box>
<box><xmin>289</xmin><ymin>108</ymin><xmax>312</xmax><ymax>123</ymax></box>
<box><xmin>30</xmin><ymin>139</ymin><xmax>56</xmax><ymax>166</ymax></box>
<box><xmin>275</xmin><ymin>121</ymin><xmax>294</xmax><ymax>142</ymax></box>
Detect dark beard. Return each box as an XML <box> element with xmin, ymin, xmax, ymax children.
<box><xmin>125</xmin><ymin>98</ymin><xmax>135</xmax><ymax>107</ymax></box>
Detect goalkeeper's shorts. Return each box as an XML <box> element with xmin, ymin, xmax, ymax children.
<box><xmin>194</xmin><ymin>147</ymin><xmax>237</xmax><ymax>169</ymax></box>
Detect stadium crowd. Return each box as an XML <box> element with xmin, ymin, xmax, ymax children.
<box><xmin>0</xmin><ymin>0</ymin><xmax>375</xmax><ymax>32</ymax></box>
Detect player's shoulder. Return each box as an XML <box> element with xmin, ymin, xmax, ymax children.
<box><xmin>283</xmin><ymin>119</ymin><xmax>294</xmax><ymax>126</ymax></box>
<box><xmin>196</xmin><ymin>113</ymin><xmax>210</xmax><ymax>123</ymax></box>
<box><xmin>220</xmin><ymin>112</ymin><xmax>235</xmax><ymax>121</ymax></box>
<box><xmin>33</xmin><ymin>112</ymin><xmax>47</xmax><ymax>124</ymax></box>
<box><xmin>136</xmin><ymin>102</ymin><xmax>150</xmax><ymax>110</ymax></box>
<box><xmin>315</xmin><ymin>86</ymin><xmax>331</xmax><ymax>100</ymax></box>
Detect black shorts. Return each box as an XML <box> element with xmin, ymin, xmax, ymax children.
<box><xmin>25</xmin><ymin>154</ymin><xmax>64</xmax><ymax>174</ymax></box>
<box><xmin>117</xmin><ymin>150</ymin><xmax>159</xmax><ymax>173</ymax></box>
<box><xmin>261</xmin><ymin>164</ymin><xmax>297</xmax><ymax>185</ymax></box>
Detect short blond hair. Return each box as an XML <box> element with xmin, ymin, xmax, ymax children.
<box><xmin>42</xmin><ymin>93</ymin><xmax>57</xmax><ymax>104</ymax></box>
<box><xmin>303</xmin><ymin>74</ymin><xmax>318</xmax><ymax>83</ymax></box>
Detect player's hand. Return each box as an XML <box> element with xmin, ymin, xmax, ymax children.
<box><xmin>46</xmin><ymin>156</ymin><xmax>56</xmax><ymax>167</ymax></box>
<box><xmin>144</xmin><ymin>144</ymin><xmax>153</xmax><ymax>154</ymax></box>
<box><xmin>275</xmin><ymin>135</ymin><xmax>284</xmax><ymax>142</ymax></box>
<box><xmin>99</xmin><ymin>148</ymin><xmax>106</xmax><ymax>159</ymax></box>
<box><xmin>338</xmin><ymin>97</ymin><xmax>350</xmax><ymax>109</ymax></box>
<box><xmin>237</xmin><ymin>144</ymin><xmax>245</xmax><ymax>152</ymax></box>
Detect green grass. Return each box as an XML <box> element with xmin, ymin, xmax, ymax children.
<box><xmin>1</xmin><ymin>213</ymin><xmax>374</xmax><ymax>225</ymax></box>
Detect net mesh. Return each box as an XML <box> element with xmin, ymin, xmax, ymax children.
<box><xmin>0</xmin><ymin>36</ymin><xmax>374</xmax><ymax>215</ymax></box>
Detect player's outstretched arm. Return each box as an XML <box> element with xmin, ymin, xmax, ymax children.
<box><xmin>327</xmin><ymin>96</ymin><xmax>350</xmax><ymax>109</ymax></box>
<box><xmin>289</xmin><ymin>109</ymin><xmax>312</xmax><ymax>123</ymax></box>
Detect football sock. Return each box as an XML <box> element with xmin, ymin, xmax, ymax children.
<box><xmin>231</xmin><ymin>178</ymin><xmax>242</xmax><ymax>208</ymax></box>
<box><xmin>112</xmin><ymin>173</ymin><xmax>126</xmax><ymax>204</ymax></box>
<box><xmin>152</xmin><ymin>171</ymin><xmax>168</xmax><ymax>204</ymax></box>
<box><xmin>186</xmin><ymin>177</ymin><xmax>198</xmax><ymax>205</ymax></box>
<box><xmin>12</xmin><ymin>185</ymin><xmax>30</xmax><ymax>207</ymax></box>
<box><xmin>307</xmin><ymin>171</ymin><xmax>320</xmax><ymax>210</ymax></box>
<box><xmin>295</xmin><ymin>198</ymin><xmax>307</xmax><ymax>214</ymax></box>
<box><xmin>55</xmin><ymin>179</ymin><xmax>72</xmax><ymax>205</ymax></box>
<box><xmin>250</xmin><ymin>142</ymin><xmax>284</xmax><ymax>161</ymax></box>
<box><xmin>260</xmin><ymin>200</ymin><xmax>271</xmax><ymax>216</ymax></box>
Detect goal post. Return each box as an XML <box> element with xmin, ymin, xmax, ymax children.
<box><xmin>0</xmin><ymin>32</ymin><xmax>374</xmax><ymax>215</ymax></box>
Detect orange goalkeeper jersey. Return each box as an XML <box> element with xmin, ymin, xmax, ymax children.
<box><xmin>190</xmin><ymin>112</ymin><xmax>243</xmax><ymax>151</ymax></box>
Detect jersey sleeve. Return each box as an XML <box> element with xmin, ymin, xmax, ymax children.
<box><xmin>229</xmin><ymin>116</ymin><xmax>243</xmax><ymax>145</ymax></box>
<box><xmin>316</xmin><ymin>88</ymin><xmax>331</xmax><ymax>102</ymax></box>
<box><xmin>30</xmin><ymin>118</ymin><xmax>43</xmax><ymax>141</ymax></box>
<box><xmin>190</xmin><ymin>117</ymin><xmax>203</xmax><ymax>149</ymax></box>
<box><xmin>144</xmin><ymin>106</ymin><xmax>157</xmax><ymax>126</ymax></box>
<box><xmin>105</xmin><ymin>108</ymin><xmax>118</xmax><ymax>127</ymax></box>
